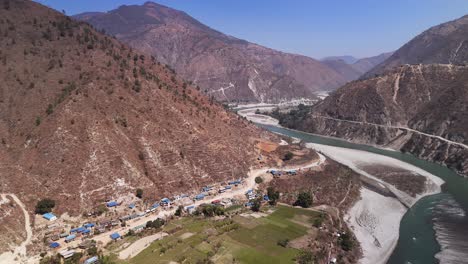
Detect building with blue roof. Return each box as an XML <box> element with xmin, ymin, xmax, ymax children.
<box><xmin>84</xmin><ymin>256</ymin><xmax>99</xmax><ymax>264</ymax></box>
<box><xmin>106</xmin><ymin>201</ymin><xmax>119</xmax><ymax>207</ymax></box>
<box><xmin>82</xmin><ymin>229</ymin><xmax>91</xmax><ymax>235</ymax></box>
<box><xmin>65</xmin><ymin>234</ymin><xmax>76</xmax><ymax>243</ymax></box>
<box><xmin>194</xmin><ymin>193</ymin><xmax>205</xmax><ymax>200</ymax></box>
<box><xmin>110</xmin><ymin>233</ymin><xmax>121</xmax><ymax>240</ymax></box>
<box><xmin>49</xmin><ymin>242</ymin><xmax>60</xmax><ymax>248</ymax></box>
<box><xmin>128</xmin><ymin>203</ymin><xmax>136</xmax><ymax>209</ymax></box>
<box><xmin>84</xmin><ymin>223</ymin><xmax>95</xmax><ymax>228</ymax></box>
<box><xmin>42</xmin><ymin>212</ymin><xmax>57</xmax><ymax>221</ymax></box>
<box><xmin>160</xmin><ymin>198</ymin><xmax>171</xmax><ymax>205</ymax></box>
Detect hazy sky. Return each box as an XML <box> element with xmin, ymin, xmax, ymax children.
<box><xmin>35</xmin><ymin>0</ymin><xmax>468</xmax><ymax>59</ymax></box>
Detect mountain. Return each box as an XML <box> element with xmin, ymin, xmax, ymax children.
<box><xmin>0</xmin><ymin>0</ymin><xmax>273</xmax><ymax>216</ymax></box>
<box><xmin>74</xmin><ymin>2</ymin><xmax>350</xmax><ymax>103</ymax></box>
<box><xmin>366</xmin><ymin>15</ymin><xmax>468</xmax><ymax>77</ymax></box>
<box><xmin>297</xmin><ymin>64</ymin><xmax>468</xmax><ymax>176</ymax></box>
<box><xmin>322</xmin><ymin>55</ymin><xmax>359</xmax><ymax>64</ymax></box>
<box><xmin>322</xmin><ymin>52</ymin><xmax>393</xmax><ymax>80</ymax></box>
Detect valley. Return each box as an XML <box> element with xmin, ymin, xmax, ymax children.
<box><xmin>1</xmin><ymin>1</ymin><xmax>468</xmax><ymax>264</ymax></box>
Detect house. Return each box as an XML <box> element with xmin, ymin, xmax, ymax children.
<box><xmin>59</xmin><ymin>249</ymin><xmax>75</xmax><ymax>259</ymax></box>
<box><xmin>211</xmin><ymin>200</ymin><xmax>221</xmax><ymax>205</ymax></box>
<box><xmin>84</xmin><ymin>223</ymin><xmax>95</xmax><ymax>229</ymax></box>
<box><xmin>42</xmin><ymin>213</ymin><xmax>57</xmax><ymax>221</ymax></box>
<box><xmin>110</xmin><ymin>232</ymin><xmax>121</xmax><ymax>240</ymax></box>
<box><xmin>84</xmin><ymin>256</ymin><xmax>99</xmax><ymax>264</ymax></box>
<box><xmin>65</xmin><ymin>234</ymin><xmax>76</xmax><ymax>243</ymax></box>
<box><xmin>263</xmin><ymin>195</ymin><xmax>270</xmax><ymax>201</ymax></box>
<box><xmin>133</xmin><ymin>224</ymin><xmax>145</xmax><ymax>233</ymax></box>
<box><xmin>128</xmin><ymin>203</ymin><xmax>136</xmax><ymax>209</ymax></box>
<box><xmin>79</xmin><ymin>240</ymin><xmax>95</xmax><ymax>249</ymax></box>
<box><xmin>160</xmin><ymin>198</ymin><xmax>171</xmax><ymax>206</ymax></box>
<box><xmin>106</xmin><ymin>201</ymin><xmax>119</xmax><ymax>207</ymax></box>
<box><xmin>194</xmin><ymin>193</ymin><xmax>205</xmax><ymax>201</ymax></box>
<box><xmin>49</xmin><ymin>242</ymin><xmax>60</xmax><ymax>249</ymax></box>
<box><xmin>185</xmin><ymin>205</ymin><xmax>196</xmax><ymax>214</ymax></box>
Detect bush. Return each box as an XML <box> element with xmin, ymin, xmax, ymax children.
<box><xmin>294</xmin><ymin>192</ymin><xmax>312</xmax><ymax>208</ymax></box>
<box><xmin>277</xmin><ymin>239</ymin><xmax>289</xmax><ymax>247</ymax></box>
<box><xmin>35</xmin><ymin>198</ymin><xmax>55</xmax><ymax>214</ymax></box>
<box><xmin>175</xmin><ymin>205</ymin><xmax>183</xmax><ymax>217</ymax></box>
<box><xmin>136</xmin><ymin>188</ymin><xmax>143</xmax><ymax>199</ymax></box>
<box><xmin>254</xmin><ymin>176</ymin><xmax>263</xmax><ymax>184</ymax></box>
<box><xmin>35</xmin><ymin>117</ymin><xmax>41</xmax><ymax>126</ymax></box>
<box><xmin>146</xmin><ymin>218</ymin><xmax>165</xmax><ymax>229</ymax></box>
<box><xmin>283</xmin><ymin>152</ymin><xmax>294</xmax><ymax>161</ymax></box>
<box><xmin>96</xmin><ymin>204</ymin><xmax>108</xmax><ymax>216</ymax></box>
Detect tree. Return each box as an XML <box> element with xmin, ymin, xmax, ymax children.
<box><xmin>251</xmin><ymin>198</ymin><xmax>261</xmax><ymax>212</ymax></box>
<box><xmin>267</xmin><ymin>187</ymin><xmax>280</xmax><ymax>205</ymax></box>
<box><xmin>46</xmin><ymin>104</ymin><xmax>53</xmax><ymax>115</ymax></box>
<box><xmin>294</xmin><ymin>192</ymin><xmax>312</xmax><ymax>208</ymax></box>
<box><xmin>35</xmin><ymin>198</ymin><xmax>55</xmax><ymax>214</ymax></box>
<box><xmin>136</xmin><ymin>188</ymin><xmax>143</xmax><ymax>199</ymax></box>
<box><xmin>175</xmin><ymin>205</ymin><xmax>183</xmax><ymax>216</ymax></box>
<box><xmin>283</xmin><ymin>152</ymin><xmax>294</xmax><ymax>161</ymax></box>
<box><xmin>339</xmin><ymin>232</ymin><xmax>354</xmax><ymax>251</ymax></box>
<box><xmin>255</xmin><ymin>176</ymin><xmax>263</xmax><ymax>184</ymax></box>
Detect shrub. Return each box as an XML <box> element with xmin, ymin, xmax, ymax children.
<box><xmin>296</xmin><ymin>250</ymin><xmax>316</xmax><ymax>264</ymax></box>
<box><xmin>35</xmin><ymin>198</ymin><xmax>55</xmax><ymax>214</ymax></box>
<box><xmin>136</xmin><ymin>188</ymin><xmax>143</xmax><ymax>199</ymax></box>
<box><xmin>277</xmin><ymin>239</ymin><xmax>289</xmax><ymax>247</ymax></box>
<box><xmin>254</xmin><ymin>176</ymin><xmax>263</xmax><ymax>184</ymax></box>
<box><xmin>339</xmin><ymin>233</ymin><xmax>354</xmax><ymax>251</ymax></box>
<box><xmin>283</xmin><ymin>152</ymin><xmax>294</xmax><ymax>161</ymax></box>
<box><xmin>294</xmin><ymin>192</ymin><xmax>313</xmax><ymax>208</ymax></box>
<box><xmin>175</xmin><ymin>205</ymin><xmax>183</xmax><ymax>217</ymax></box>
<box><xmin>46</xmin><ymin>104</ymin><xmax>53</xmax><ymax>115</ymax></box>
<box><xmin>35</xmin><ymin>117</ymin><xmax>41</xmax><ymax>126</ymax></box>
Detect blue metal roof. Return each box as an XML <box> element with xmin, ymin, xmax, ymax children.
<box><xmin>50</xmin><ymin>242</ymin><xmax>60</xmax><ymax>248</ymax></box>
<box><xmin>152</xmin><ymin>203</ymin><xmax>160</xmax><ymax>208</ymax></box>
<box><xmin>65</xmin><ymin>234</ymin><xmax>76</xmax><ymax>241</ymax></box>
<box><xmin>84</xmin><ymin>223</ymin><xmax>95</xmax><ymax>228</ymax></box>
<box><xmin>106</xmin><ymin>201</ymin><xmax>118</xmax><ymax>207</ymax></box>
<box><xmin>110</xmin><ymin>233</ymin><xmax>121</xmax><ymax>240</ymax></box>
<box><xmin>128</xmin><ymin>203</ymin><xmax>135</xmax><ymax>209</ymax></box>
<box><xmin>84</xmin><ymin>256</ymin><xmax>99</xmax><ymax>264</ymax></box>
<box><xmin>42</xmin><ymin>213</ymin><xmax>56</xmax><ymax>220</ymax></box>
<box><xmin>161</xmin><ymin>198</ymin><xmax>171</xmax><ymax>203</ymax></box>
<box><xmin>82</xmin><ymin>229</ymin><xmax>91</xmax><ymax>234</ymax></box>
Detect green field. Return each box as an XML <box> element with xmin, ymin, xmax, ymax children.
<box><xmin>115</xmin><ymin>206</ymin><xmax>320</xmax><ymax>264</ymax></box>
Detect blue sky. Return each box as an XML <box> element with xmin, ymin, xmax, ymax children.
<box><xmin>35</xmin><ymin>0</ymin><xmax>468</xmax><ymax>59</ymax></box>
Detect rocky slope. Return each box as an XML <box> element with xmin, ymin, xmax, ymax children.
<box><xmin>322</xmin><ymin>52</ymin><xmax>393</xmax><ymax>80</ymax></box>
<box><xmin>366</xmin><ymin>15</ymin><xmax>468</xmax><ymax>77</ymax></box>
<box><xmin>296</xmin><ymin>64</ymin><xmax>468</xmax><ymax>176</ymax></box>
<box><xmin>74</xmin><ymin>2</ymin><xmax>350</xmax><ymax>103</ymax></box>
<box><xmin>0</xmin><ymin>0</ymin><xmax>274</xmax><ymax>216</ymax></box>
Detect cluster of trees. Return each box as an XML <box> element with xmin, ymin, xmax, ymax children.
<box><xmin>283</xmin><ymin>152</ymin><xmax>294</xmax><ymax>161</ymax></box>
<box><xmin>267</xmin><ymin>104</ymin><xmax>313</xmax><ymax>130</ymax></box>
<box><xmin>294</xmin><ymin>192</ymin><xmax>313</xmax><ymax>208</ymax></box>
<box><xmin>174</xmin><ymin>205</ymin><xmax>183</xmax><ymax>216</ymax></box>
<box><xmin>146</xmin><ymin>218</ymin><xmax>165</xmax><ymax>229</ymax></box>
<box><xmin>198</xmin><ymin>205</ymin><xmax>225</xmax><ymax>217</ymax></box>
<box><xmin>35</xmin><ymin>198</ymin><xmax>55</xmax><ymax>214</ymax></box>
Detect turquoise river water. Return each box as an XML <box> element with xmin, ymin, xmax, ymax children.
<box><xmin>260</xmin><ymin>124</ymin><xmax>468</xmax><ymax>264</ymax></box>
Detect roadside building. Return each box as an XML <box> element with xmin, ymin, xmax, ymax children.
<box><xmin>49</xmin><ymin>242</ymin><xmax>60</xmax><ymax>249</ymax></box>
<box><xmin>84</xmin><ymin>256</ymin><xmax>99</xmax><ymax>264</ymax></box>
<box><xmin>110</xmin><ymin>232</ymin><xmax>121</xmax><ymax>241</ymax></box>
<box><xmin>106</xmin><ymin>201</ymin><xmax>119</xmax><ymax>207</ymax></box>
<box><xmin>65</xmin><ymin>234</ymin><xmax>76</xmax><ymax>243</ymax></box>
<box><xmin>42</xmin><ymin>213</ymin><xmax>57</xmax><ymax>221</ymax></box>
<box><xmin>59</xmin><ymin>249</ymin><xmax>75</xmax><ymax>259</ymax></box>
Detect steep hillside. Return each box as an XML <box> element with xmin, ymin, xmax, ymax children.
<box><xmin>293</xmin><ymin>64</ymin><xmax>468</xmax><ymax>176</ymax></box>
<box><xmin>74</xmin><ymin>2</ymin><xmax>349</xmax><ymax>103</ymax></box>
<box><xmin>322</xmin><ymin>52</ymin><xmax>393</xmax><ymax>80</ymax></box>
<box><xmin>0</xmin><ymin>0</ymin><xmax>273</xmax><ymax>216</ymax></box>
<box><xmin>366</xmin><ymin>15</ymin><xmax>468</xmax><ymax>77</ymax></box>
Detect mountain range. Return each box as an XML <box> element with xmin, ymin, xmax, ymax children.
<box><xmin>0</xmin><ymin>0</ymin><xmax>274</xmax><ymax>215</ymax></box>
<box><xmin>296</xmin><ymin>15</ymin><xmax>468</xmax><ymax>176</ymax></box>
<box><xmin>74</xmin><ymin>2</ymin><xmax>387</xmax><ymax>103</ymax></box>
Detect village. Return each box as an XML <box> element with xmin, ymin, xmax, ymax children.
<box><xmin>35</xmin><ymin>167</ymin><xmax>303</xmax><ymax>264</ymax></box>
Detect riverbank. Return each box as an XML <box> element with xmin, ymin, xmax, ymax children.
<box><xmin>239</xmin><ymin>110</ymin><xmax>446</xmax><ymax>264</ymax></box>
<box><xmin>309</xmin><ymin>143</ymin><xmax>443</xmax><ymax>264</ymax></box>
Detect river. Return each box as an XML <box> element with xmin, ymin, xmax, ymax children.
<box><xmin>259</xmin><ymin>124</ymin><xmax>468</xmax><ymax>264</ymax></box>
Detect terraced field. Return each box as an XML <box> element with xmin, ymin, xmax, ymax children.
<box><xmin>113</xmin><ymin>206</ymin><xmax>321</xmax><ymax>264</ymax></box>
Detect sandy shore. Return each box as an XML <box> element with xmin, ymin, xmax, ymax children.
<box><xmin>307</xmin><ymin>143</ymin><xmax>444</xmax><ymax>264</ymax></box>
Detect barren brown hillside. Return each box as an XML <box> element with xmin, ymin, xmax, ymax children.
<box><xmin>0</xmin><ymin>0</ymin><xmax>274</xmax><ymax>216</ymax></box>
